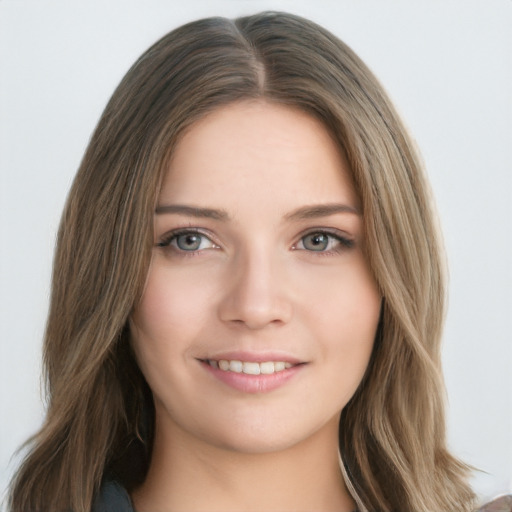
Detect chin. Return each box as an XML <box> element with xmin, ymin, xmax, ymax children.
<box><xmin>192</xmin><ymin>410</ymin><xmax>341</xmax><ymax>456</ymax></box>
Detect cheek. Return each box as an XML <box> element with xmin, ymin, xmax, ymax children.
<box><xmin>132</xmin><ymin>263</ymin><xmax>214</xmax><ymax>342</ymax></box>
<box><xmin>303</xmin><ymin>257</ymin><xmax>381</xmax><ymax>381</ymax></box>
<box><xmin>129</xmin><ymin>264</ymin><xmax>217</xmax><ymax>385</ymax></box>
<box><xmin>303</xmin><ymin>256</ymin><xmax>381</xmax><ymax>334</ymax></box>
<box><xmin>335</xmin><ymin>270</ymin><xmax>381</xmax><ymax>356</ymax></box>
<box><xmin>129</xmin><ymin>264</ymin><xmax>221</xmax><ymax>409</ymax></box>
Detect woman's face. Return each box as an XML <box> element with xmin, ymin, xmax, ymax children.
<box><xmin>130</xmin><ymin>101</ymin><xmax>381</xmax><ymax>454</ymax></box>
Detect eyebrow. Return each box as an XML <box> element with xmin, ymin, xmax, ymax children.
<box><xmin>155</xmin><ymin>204</ymin><xmax>229</xmax><ymax>220</ymax></box>
<box><xmin>284</xmin><ymin>203</ymin><xmax>361</xmax><ymax>221</ymax></box>
<box><xmin>155</xmin><ymin>202</ymin><xmax>360</xmax><ymax>221</ymax></box>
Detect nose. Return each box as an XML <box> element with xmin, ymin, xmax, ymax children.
<box><xmin>217</xmin><ymin>249</ymin><xmax>293</xmax><ymax>330</ymax></box>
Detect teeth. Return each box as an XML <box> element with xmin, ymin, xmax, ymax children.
<box><xmin>229</xmin><ymin>360</ymin><xmax>243</xmax><ymax>373</ymax></box>
<box><xmin>243</xmin><ymin>362</ymin><xmax>260</xmax><ymax>375</ymax></box>
<box><xmin>260</xmin><ymin>361</ymin><xmax>274</xmax><ymax>374</ymax></box>
<box><xmin>212</xmin><ymin>359</ymin><xmax>294</xmax><ymax>375</ymax></box>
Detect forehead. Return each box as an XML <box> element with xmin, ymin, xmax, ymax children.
<box><xmin>159</xmin><ymin>101</ymin><xmax>358</xmax><ymax>213</ymax></box>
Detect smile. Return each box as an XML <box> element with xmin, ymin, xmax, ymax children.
<box><xmin>207</xmin><ymin>359</ymin><xmax>294</xmax><ymax>375</ymax></box>
<box><xmin>200</xmin><ymin>356</ymin><xmax>305</xmax><ymax>393</ymax></box>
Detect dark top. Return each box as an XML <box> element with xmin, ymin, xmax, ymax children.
<box><xmin>92</xmin><ymin>480</ymin><xmax>512</xmax><ymax>512</ymax></box>
<box><xmin>92</xmin><ymin>480</ymin><xmax>134</xmax><ymax>512</ymax></box>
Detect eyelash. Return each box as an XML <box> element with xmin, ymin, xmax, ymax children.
<box><xmin>156</xmin><ymin>228</ymin><xmax>354</xmax><ymax>256</ymax></box>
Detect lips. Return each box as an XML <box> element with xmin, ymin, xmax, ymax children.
<box><xmin>198</xmin><ymin>353</ymin><xmax>306</xmax><ymax>393</ymax></box>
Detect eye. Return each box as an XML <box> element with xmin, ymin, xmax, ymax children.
<box><xmin>294</xmin><ymin>231</ymin><xmax>354</xmax><ymax>253</ymax></box>
<box><xmin>157</xmin><ymin>230</ymin><xmax>218</xmax><ymax>252</ymax></box>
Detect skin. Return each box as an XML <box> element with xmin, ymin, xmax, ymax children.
<box><xmin>130</xmin><ymin>101</ymin><xmax>382</xmax><ymax>512</ymax></box>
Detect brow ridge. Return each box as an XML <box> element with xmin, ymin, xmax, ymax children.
<box><xmin>284</xmin><ymin>203</ymin><xmax>360</xmax><ymax>221</ymax></box>
<box><xmin>155</xmin><ymin>202</ymin><xmax>360</xmax><ymax>222</ymax></box>
<box><xmin>155</xmin><ymin>204</ymin><xmax>229</xmax><ymax>220</ymax></box>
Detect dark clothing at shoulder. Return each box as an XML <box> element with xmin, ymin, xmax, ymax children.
<box><xmin>92</xmin><ymin>480</ymin><xmax>512</xmax><ymax>512</ymax></box>
<box><xmin>92</xmin><ymin>480</ymin><xmax>134</xmax><ymax>512</ymax></box>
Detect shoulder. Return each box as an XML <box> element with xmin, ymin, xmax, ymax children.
<box><xmin>478</xmin><ymin>495</ymin><xmax>512</xmax><ymax>511</ymax></box>
<box><xmin>92</xmin><ymin>480</ymin><xmax>134</xmax><ymax>512</ymax></box>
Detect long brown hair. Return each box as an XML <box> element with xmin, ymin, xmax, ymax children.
<box><xmin>9</xmin><ymin>12</ymin><xmax>476</xmax><ymax>512</ymax></box>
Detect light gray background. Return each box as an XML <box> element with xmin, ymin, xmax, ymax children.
<box><xmin>1</xmin><ymin>0</ymin><xmax>511</xmax><ymax>506</ymax></box>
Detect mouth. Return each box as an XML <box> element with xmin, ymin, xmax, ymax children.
<box><xmin>198</xmin><ymin>357</ymin><xmax>306</xmax><ymax>393</ymax></box>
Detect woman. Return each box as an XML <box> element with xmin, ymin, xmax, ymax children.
<box><xmin>8</xmin><ymin>11</ymin><xmax>497</xmax><ymax>512</ymax></box>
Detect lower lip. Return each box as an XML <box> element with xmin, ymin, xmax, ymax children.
<box><xmin>201</xmin><ymin>361</ymin><xmax>304</xmax><ymax>393</ymax></box>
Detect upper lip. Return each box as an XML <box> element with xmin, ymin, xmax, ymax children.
<box><xmin>199</xmin><ymin>351</ymin><xmax>304</xmax><ymax>364</ymax></box>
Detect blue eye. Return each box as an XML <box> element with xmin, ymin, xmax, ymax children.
<box><xmin>296</xmin><ymin>231</ymin><xmax>353</xmax><ymax>252</ymax></box>
<box><xmin>301</xmin><ymin>233</ymin><xmax>330</xmax><ymax>251</ymax></box>
<box><xmin>175</xmin><ymin>233</ymin><xmax>204</xmax><ymax>251</ymax></box>
<box><xmin>157</xmin><ymin>231</ymin><xmax>217</xmax><ymax>252</ymax></box>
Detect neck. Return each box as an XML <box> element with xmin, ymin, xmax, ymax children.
<box><xmin>132</xmin><ymin>414</ymin><xmax>356</xmax><ymax>512</ymax></box>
